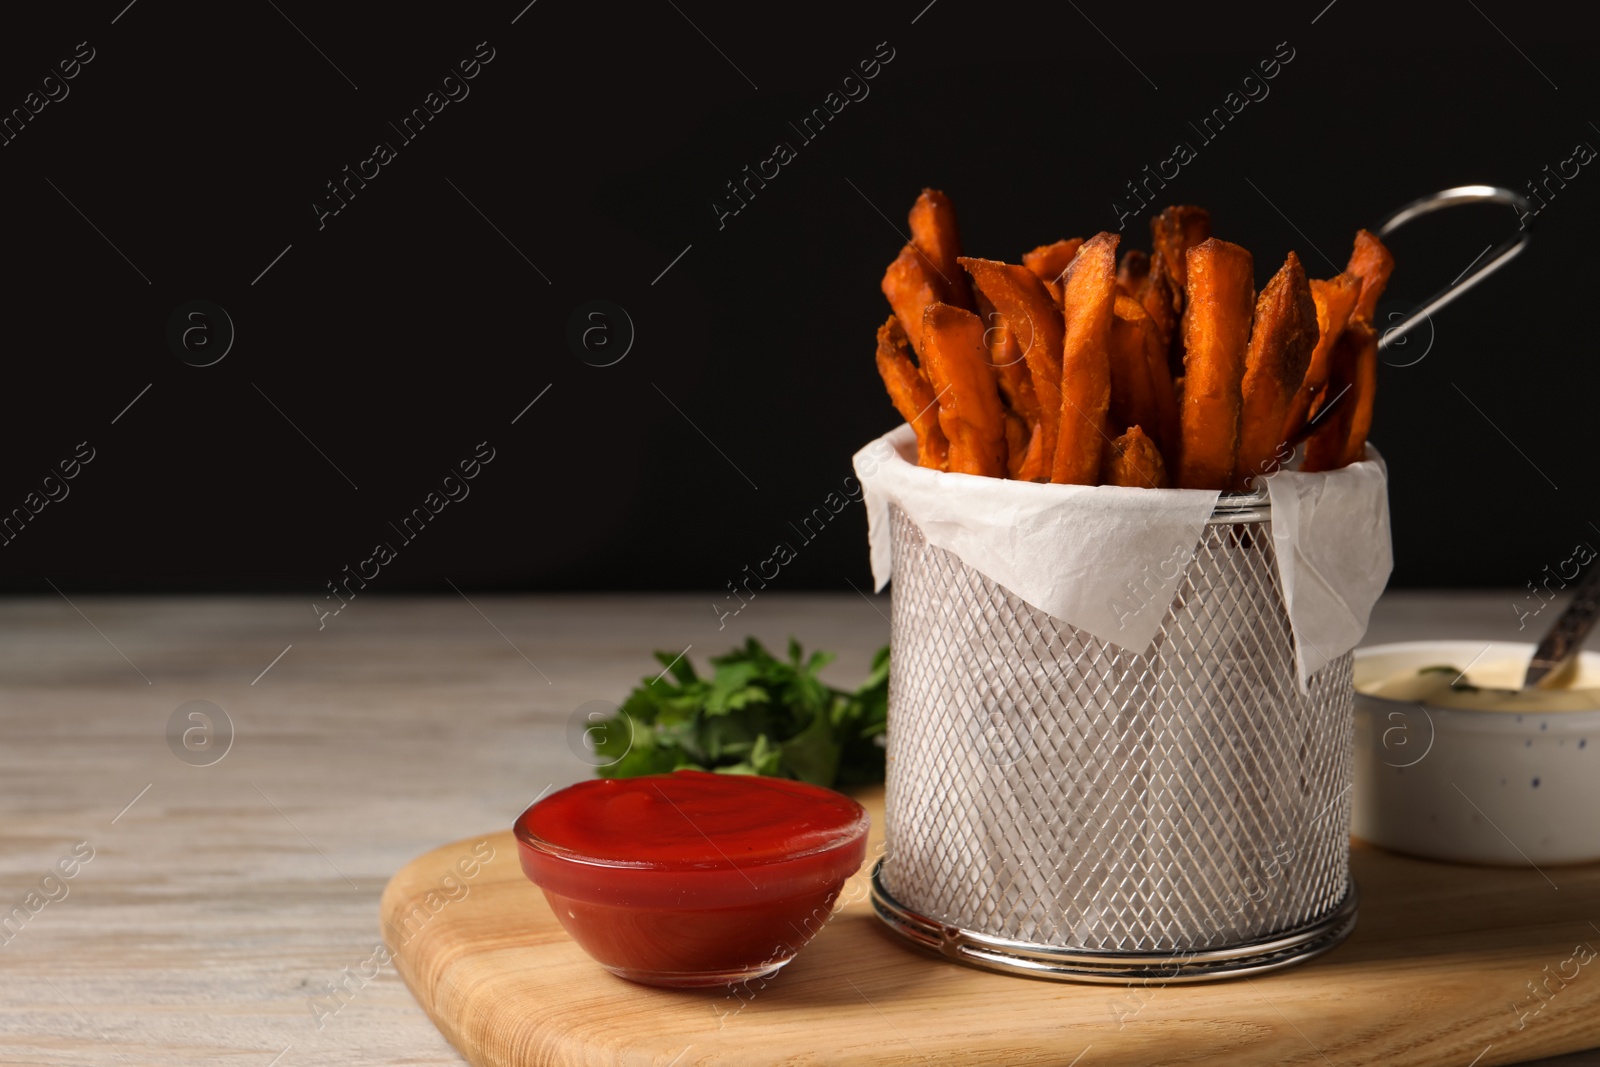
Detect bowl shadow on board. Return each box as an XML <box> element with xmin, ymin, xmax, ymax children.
<box><xmin>644</xmin><ymin>910</ymin><xmax>948</xmax><ymax>1009</ymax></box>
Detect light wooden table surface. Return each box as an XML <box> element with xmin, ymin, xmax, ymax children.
<box><xmin>0</xmin><ymin>592</ymin><xmax>1594</xmax><ymax>1067</ymax></box>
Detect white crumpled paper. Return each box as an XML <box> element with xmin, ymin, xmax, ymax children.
<box><xmin>1264</xmin><ymin>446</ymin><xmax>1394</xmax><ymax>686</ymax></box>
<box><xmin>853</xmin><ymin>423</ymin><xmax>1392</xmax><ymax>690</ymax></box>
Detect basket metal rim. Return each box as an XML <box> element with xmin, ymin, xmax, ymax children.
<box><xmin>869</xmin><ymin>860</ymin><xmax>1359</xmax><ymax>984</ymax></box>
<box><xmin>1210</xmin><ymin>485</ymin><xmax>1271</xmax><ymax>524</ymax></box>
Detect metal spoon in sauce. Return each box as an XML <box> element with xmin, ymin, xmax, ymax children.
<box><xmin>1523</xmin><ymin>561</ymin><xmax>1600</xmax><ymax>689</ymax></box>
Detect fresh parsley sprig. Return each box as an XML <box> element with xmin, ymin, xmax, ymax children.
<box><xmin>592</xmin><ymin>638</ymin><xmax>889</xmax><ymax>789</ymax></box>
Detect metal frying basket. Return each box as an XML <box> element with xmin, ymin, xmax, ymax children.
<box><xmin>871</xmin><ymin>495</ymin><xmax>1357</xmax><ymax>982</ymax></box>
<box><xmin>866</xmin><ymin>184</ymin><xmax>1529</xmax><ymax>982</ymax></box>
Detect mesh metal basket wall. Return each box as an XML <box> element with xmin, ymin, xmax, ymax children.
<box><xmin>871</xmin><ymin>499</ymin><xmax>1357</xmax><ymax>982</ymax></box>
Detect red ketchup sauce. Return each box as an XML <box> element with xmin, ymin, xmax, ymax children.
<box><xmin>514</xmin><ymin>770</ymin><xmax>870</xmax><ymax>987</ymax></box>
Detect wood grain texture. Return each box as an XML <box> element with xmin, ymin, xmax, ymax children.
<box><xmin>1</xmin><ymin>594</ymin><xmax>1597</xmax><ymax>1067</ymax></box>
<box><xmin>385</xmin><ymin>789</ymin><xmax>1600</xmax><ymax>1067</ymax></box>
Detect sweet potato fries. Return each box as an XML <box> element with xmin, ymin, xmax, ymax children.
<box><xmin>873</xmin><ymin>188</ymin><xmax>1391</xmax><ymax>488</ymax></box>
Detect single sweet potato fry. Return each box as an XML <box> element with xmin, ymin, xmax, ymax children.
<box><xmin>1148</xmin><ymin>206</ymin><xmax>1212</xmax><ymax>378</ymax></box>
<box><xmin>1152</xmin><ymin>206</ymin><xmax>1212</xmax><ymax>292</ymax></box>
<box><xmin>960</xmin><ymin>256</ymin><xmax>1065</xmax><ymax>477</ymax></box>
<box><xmin>1346</xmin><ymin>228</ymin><xmax>1394</xmax><ymax>324</ymax></box>
<box><xmin>1280</xmin><ymin>274</ymin><xmax>1359</xmax><ymax>446</ymax></box>
<box><xmin>1109</xmin><ymin>295</ymin><xmax>1169</xmax><ymax>455</ymax></box>
<box><xmin>920</xmin><ymin>302</ymin><xmax>1008</xmax><ymax>477</ymax></box>
<box><xmin>973</xmin><ymin>288</ymin><xmax>1039</xmax><ymax>428</ymax></box>
<box><xmin>1342</xmin><ymin>321</ymin><xmax>1378</xmax><ymax>465</ymax></box>
<box><xmin>1102</xmin><ymin>425</ymin><xmax>1168</xmax><ymax>488</ymax></box>
<box><xmin>1052</xmin><ymin>232</ymin><xmax>1120</xmax><ymax>485</ymax></box>
<box><xmin>874</xmin><ymin>315</ymin><xmax>949</xmax><ymax>470</ymax></box>
<box><xmin>1176</xmin><ymin>238</ymin><xmax>1255</xmax><ymax>490</ymax></box>
<box><xmin>1023</xmin><ymin>238</ymin><xmax>1084</xmax><ymax>305</ymax></box>
<box><xmin>1117</xmin><ymin>249</ymin><xmax>1150</xmax><ymax>299</ymax></box>
<box><xmin>1302</xmin><ymin>320</ymin><xmax>1374</xmax><ymax>472</ymax></box>
<box><xmin>881</xmin><ymin>242</ymin><xmax>948</xmax><ymax>358</ymax></box>
<box><xmin>908</xmin><ymin>189</ymin><xmax>974</xmax><ymax>311</ymax></box>
<box><xmin>1126</xmin><ymin>251</ymin><xmax>1182</xmax><ymax>453</ymax></box>
<box><xmin>1235</xmin><ymin>251</ymin><xmax>1320</xmax><ymax>488</ymax></box>
<box><xmin>1139</xmin><ymin>253</ymin><xmax>1182</xmax><ymax>375</ymax></box>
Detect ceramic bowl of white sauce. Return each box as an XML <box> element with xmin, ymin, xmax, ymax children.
<box><xmin>1352</xmin><ymin>641</ymin><xmax>1600</xmax><ymax>865</ymax></box>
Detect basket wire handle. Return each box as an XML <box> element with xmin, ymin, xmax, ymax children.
<box><xmin>1371</xmin><ymin>185</ymin><xmax>1531</xmax><ymax>351</ymax></box>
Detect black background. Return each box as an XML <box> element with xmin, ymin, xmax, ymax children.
<box><xmin>1</xmin><ymin>1</ymin><xmax>1594</xmax><ymax>596</ymax></box>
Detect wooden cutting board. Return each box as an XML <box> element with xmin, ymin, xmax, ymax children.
<box><xmin>380</xmin><ymin>788</ymin><xmax>1600</xmax><ymax>1066</ymax></box>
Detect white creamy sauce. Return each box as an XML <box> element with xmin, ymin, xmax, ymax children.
<box><xmin>1359</xmin><ymin>659</ymin><xmax>1600</xmax><ymax>712</ymax></box>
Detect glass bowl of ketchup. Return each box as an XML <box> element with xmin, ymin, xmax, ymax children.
<box><xmin>514</xmin><ymin>769</ymin><xmax>870</xmax><ymax>988</ymax></box>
